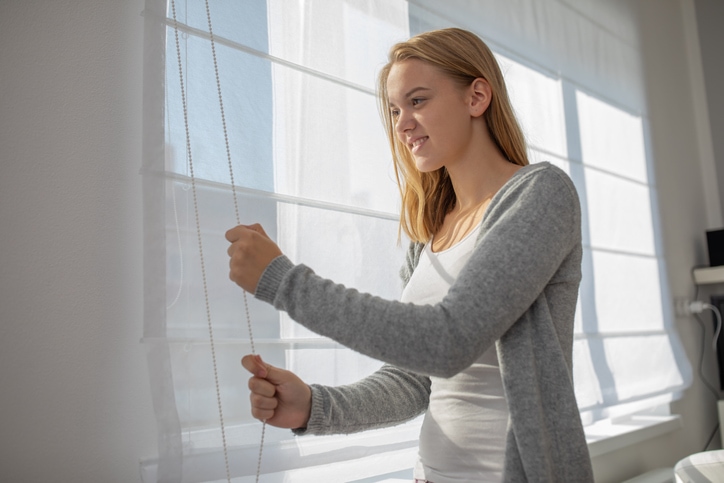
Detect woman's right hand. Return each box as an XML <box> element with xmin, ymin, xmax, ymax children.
<box><xmin>241</xmin><ymin>354</ymin><xmax>312</xmax><ymax>429</ymax></box>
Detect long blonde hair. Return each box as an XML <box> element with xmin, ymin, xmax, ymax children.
<box><xmin>378</xmin><ymin>28</ymin><xmax>529</xmax><ymax>243</ymax></box>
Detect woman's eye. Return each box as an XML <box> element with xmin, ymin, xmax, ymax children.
<box><xmin>411</xmin><ymin>98</ymin><xmax>424</xmax><ymax>106</ymax></box>
<box><xmin>391</xmin><ymin>109</ymin><xmax>400</xmax><ymax>118</ymax></box>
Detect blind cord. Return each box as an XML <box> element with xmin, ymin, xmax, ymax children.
<box><xmin>170</xmin><ymin>0</ymin><xmax>264</xmax><ymax>481</ymax></box>
<box><xmin>199</xmin><ymin>1</ymin><xmax>267</xmax><ymax>478</ymax></box>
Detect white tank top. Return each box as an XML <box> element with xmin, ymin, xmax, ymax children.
<box><xmin>400</xmin><ymin>223</ymin><xmax>508</xmax><ymax>483</ymax></box>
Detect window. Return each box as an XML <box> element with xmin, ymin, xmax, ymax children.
<box><xmin>143</xmin><ymin>0</ymin><xmax>418</xmax><ymax>481</ymax></box>
<box><xmin>142</xmin><ymin>0</ymin><xmax>691</xmax><ymax>481</ymax></box>
<box><xmin>409</xmin><ymin>0</ymin><xmax>690</xmax><ymax>431</ymax></box>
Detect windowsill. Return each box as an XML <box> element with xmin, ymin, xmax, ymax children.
<box><xmin>141</xmin><ymin>415</ymin><xmax>683</xmax><ymax>481</ymax></box>
<box><xmin>585</xmin><ymin>414</ymin><xmax>683</xmax><ymax>458</ymax></box>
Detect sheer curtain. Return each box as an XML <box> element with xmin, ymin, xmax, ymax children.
<box><xmin>408</xmin><ymin>0</ymin><xmax>691</xmax><ymax>424</ymax></box>
<box><xmin>142</xmin><ymin>0</ymin><xmax>691</xmax><ymax>481</ymax></box>
<box><xmin>142</xmin><ymin>0</ymin><xmax>417</xmax><ymax>481</ymax></box>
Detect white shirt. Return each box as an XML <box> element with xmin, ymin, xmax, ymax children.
<box><xmin>401</xmin><ymin>223</ymin><xmax>508</xmax><ymax>483</ymax></box>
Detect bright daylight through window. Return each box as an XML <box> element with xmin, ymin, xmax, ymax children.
<box><xmin>141</xmin><ymin>0</ymin><xmax>691</xmax><ymax>480</ymax></box>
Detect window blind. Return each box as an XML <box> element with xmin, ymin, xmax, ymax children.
<box><xmin>142</xmin><ymin>0</ymin><xmax>692</xmax><ymax>481</ymax></box>
<box><xmin>408</xmin><ymin>0</ymin><xmax>691</xmax><ymax>425</ymax></box>
<box><xmin>142</xmin><ymin>0</ymin><xmax>420</xmax><ymax>481</ymax></box>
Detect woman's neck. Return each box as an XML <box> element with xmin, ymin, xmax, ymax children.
<box><xmin>448</xmin><ymin>153</ymin><xmax>520</xmax><ymax>211</ymax></box>
<box><xmin>444</xmin><ymin>117</ymin><xmax>520</xmax><ymax>210</ymax></box>
<box><xmin>431</xmin><ymin>151</ymin><xmax>521</xmax><ymax>253</ymax></box>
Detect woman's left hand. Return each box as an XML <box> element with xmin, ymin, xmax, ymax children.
<box><xmin>225</xmin><ymin>224</ymin><xmax>283</xmax><ymax>294</ymax></box>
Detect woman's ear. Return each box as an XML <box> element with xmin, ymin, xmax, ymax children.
<box><xmin>469</xmin><ymin>78</ymin><xmax>492</xmax><ymax>118</ymax></box>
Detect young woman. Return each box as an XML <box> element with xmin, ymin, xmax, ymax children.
<box><xmin>226</xmin><ymin>28</ymin><xmax>593</xmax><ymax>482</ymax></box>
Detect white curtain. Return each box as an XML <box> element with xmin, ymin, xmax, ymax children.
<box><xmin>142</xmin><ymin>0</ymin><xmax>418</xmax><ymax>481</ymax></box>
<box><xmin>407</xmin><ymin>0</ymin><xmax>691</xmax><ymax>423</ymax></box>
<box><xmin>141</xmin><ymin>0</ymin><xmax>691</xmax><ymax>481</ymax></box>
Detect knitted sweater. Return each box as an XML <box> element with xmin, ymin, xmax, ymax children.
<box><xmin>255</xmin><ymin>162</ymin><xmax>594</xmax><ymax>482</ymax></box>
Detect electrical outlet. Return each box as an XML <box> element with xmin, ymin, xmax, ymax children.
<box><xmin>675</xmin><ymin>298</ymin><xmax>692</xmax><ymax>317</ymax></box>
<box><xmin>674</xmin><ymin>298</ymin><xmax>706</xmax><ymax>316</ymax></box>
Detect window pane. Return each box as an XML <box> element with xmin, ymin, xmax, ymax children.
<box><xmin>499</xmin><ymin>54</ymin><xmax>568</xmax><ymax>158</ymax></box>
<box><xmin>169</xmin><ymin>0</ymin><xmax>270</xmax><ymax>52</ymax></box>
<box><xmin>577</xmin><ymin>90</ymin><xmax>648</xmax><ymax>183</ymax></box>
<box><xmin>584</xmin><ymin>167</ymin><xmax>655</xmax><ymax>255</ymax></box>
<box><xmin>165</xmin><ymin>32</ymin><xmax>274</xmax><ymax>190</ymax></box>
<box><xmin>590</xmin><ymin>250</ymin><xmax>664</xmax><ymax>333</ymax></box>
<box><xmin>268</xmin><ymin>0</ymin><xmax>409</xmax><ymax>89</ymax></box>
<box><xmin>168</xmin><ymin>340</ymin><xmax>254</xmax><ymax>431</ymax></box>
<box><xmin>601</xmin><ymin>334</ymin><xmax>686</xmax><ymax>402</ymax></box>
<box><xmin>271</xmin><ymin>62</ymin><xmax>398</xmax><ymax>212</ymax></box>
<box><xmin>574</xmin><ymin>334</ymin><xmax>687</xmax><ymax>421</ymax></box>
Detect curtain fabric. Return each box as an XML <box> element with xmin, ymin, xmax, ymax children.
<box><xmin>141</xmin><ymin>0</ymin><xmax>691</xmax><ymax>481</ymax></box>
<box><xmin>408</xmin><ymin>0</ymin><xmax>691</xmax><ymax>425</ymax></box>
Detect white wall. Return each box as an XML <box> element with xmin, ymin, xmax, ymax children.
<box><xmin>0</xmin><ymin>0</ymin><xmax>722</xmax><ymax>482</ymax></box>
<box><xmin>0</xmin><ymin>1</ymin><xmax>156</xmax><ymax>482</ymax></box>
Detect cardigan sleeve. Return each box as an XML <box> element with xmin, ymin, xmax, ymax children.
<box><xmin>293</xmin><ymin>364</ymin><xmax>430</xmax><ymax>436</ymax></box>
<box><xmin>255</xmin><ymin>163</ymin><xmax>581</xmax><ymax>378</ymax></box>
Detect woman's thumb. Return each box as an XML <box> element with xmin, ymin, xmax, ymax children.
<box><xmin>241</xmin><ymin>354</ymin><xmax>269</xmax><ymax>378</ymax></box>
<box><xmin>242</xmin><ymin>354</ymin><xmax>291</xmax><ymax>386</ymax></box>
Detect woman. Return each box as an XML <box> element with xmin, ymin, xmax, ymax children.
<box><xmin>226</xmin><ymin>28</ymin><xmax>593</xmax><ymax>482</ymax></box>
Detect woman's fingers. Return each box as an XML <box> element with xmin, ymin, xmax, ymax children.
<box><xmin>245</xmin><ymin>357</ymin><xmax>277</xmax><ymax>421</ymax></box>
<box><xmin>249</xmin><ymin>387</ymin><xmax>278</xmax><ymax>421</ymax></box>
<box><xmin>225</xmin><ymin>224</ymin><xmax>283</xmax><ymax>293</ymax></box>
<box><xmin>240</xmin><ymin>354</ymin><xmax>313</xmax><ymax>428</ymax></box>
<box><xmin>248</xmin><ymin>374</ymin><xmax>275</xmax><ymax>398</ymax></box>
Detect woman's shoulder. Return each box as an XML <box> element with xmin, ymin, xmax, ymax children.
<box><xmin>510</xmin><ymin>161</ymin><xmax>575</xmax><ymax>189</ymax></box>
<box><xmin>497</xmin><ymin>161</ymin><xmax>579</xmax><ymax>206</ymax></box>
<box><xmin>482</xmin><ymin>161</ymin><xmax>581</xmax><ymax>231</ymax></box>
<box><xmin>472</xmin><ymin>161</ymin><xmax>582</xmax><ymax>250</ymax></box>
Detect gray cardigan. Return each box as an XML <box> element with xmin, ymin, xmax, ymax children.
<box><xmin>255</xmin><ymin>162</ymin><xmax>594</xmax><ymax>482</ymax></box>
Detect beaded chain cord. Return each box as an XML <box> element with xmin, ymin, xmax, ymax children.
<box><xmin>170</xmin><ymin>0</ymin><xmax>266</xmax><ymax>481</ymax></box>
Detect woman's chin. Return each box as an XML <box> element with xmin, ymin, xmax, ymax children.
<box><xmin>414</xmin><ymin>158</ymin><xmax>443</xmax><ymax>173</ymax></box>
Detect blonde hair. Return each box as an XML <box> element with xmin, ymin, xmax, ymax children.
<box><xmin>378</xmin><ymin>28</ymin><xmax>529</xmax><ymax>243</ymax></box>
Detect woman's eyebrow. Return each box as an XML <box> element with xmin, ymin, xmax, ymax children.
<box><xmin>404</xmin><ymin>86</ymin><xmax>432</xmax><ymax>98</ymax></box>
<box><xmin>389</xmin><ymin>86</ymin><xmax>432</xmax><ymax>107</ymax></box>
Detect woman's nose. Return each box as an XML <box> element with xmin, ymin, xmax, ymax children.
<box><xmin>395</xmin><ymin>110</ymin><xmax>414</xmax><ymax>136</ymax></box>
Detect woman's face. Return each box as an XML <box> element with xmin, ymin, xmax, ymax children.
<box><xmin>387</xmin><ymin>59</ymin><xmax>477</xmax><ymax>173</ymax></box>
